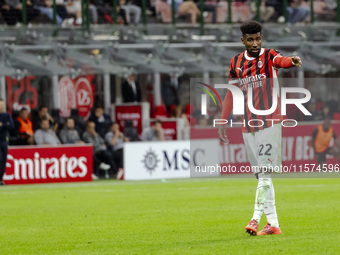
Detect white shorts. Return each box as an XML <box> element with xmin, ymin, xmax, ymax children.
<box><xmin>242</xmin><ymin>123</ymin><xmax>282</xmax><ymax>174</ymax></box>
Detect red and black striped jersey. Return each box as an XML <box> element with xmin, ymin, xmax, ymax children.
<box><xmin>228</xmin><ymin>48</ymin><xmax>283</xmax><ymax>133</ymax></box>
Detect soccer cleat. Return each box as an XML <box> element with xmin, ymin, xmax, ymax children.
<box><xmin>245</xmin><ymin>220</ymin><xmax>258</xmax><ymax>236</ymax></box>
<box><xmin>257</xmin><ymin>223</ymin><xmax>282</xmax><ymax>236</ymax></box>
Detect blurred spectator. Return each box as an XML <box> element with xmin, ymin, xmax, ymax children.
<box><xmin>88</xmin><ymin>106</ymin><xmax>112</xmax><ymax>135</ymax></box>
<box><xmin>231</xmin><ymin>0</ymin><xmax>252</xmax><ymax>23</ymax></box>
<box><xmin>193</xmin><ymin>0</ymin><xmax>217</xmax><ymax>24</ymax></box>
<box><xmin>59</xmin><ymin>117</ymin><xmax>83</xmax><ymax>144</ymax></box>
<box><xmin>0</xmin><ymin>0</ymin><xmax>40</xmax><ymax>25</ymax></box>
<box><xmin>316</xmin><ymin>104</ymin><xmax>332</xmax><ymax>121</ymax></box>
<box><xmin>34</xmin><ymin>118</ymin><xmax>61</xmax><ymax>145</ymax></box>
<box><xmin>197</xmin><ymin>115</ymin><xmax>209</xmax><ymax>126</ymax></box>
<box><xmin>120</xmin><ymin>0</ymin><xmax>141</xmax><ymax>25</ymax></box>
<box><xmin>65</xmin><ymin>0</ymin><xmax>82</xmax><ymax>25</ymax></box>
<box><xmin>303</xmin><ymin>100</ymin><xmax>319</xmax><ymax>121</ymax></box>
<box><xmin>105</xmin><ymin>122</ymin><xmax>129</xmax><ymax>169</ymax></box>
<box><xmin>171</xmin><ymin>105</ymin><xmax>189</xmax><ymax>126</ymax></box>
<box><xmin>287</xmin><ymin>0</ymin><xmax>310</xmax><ymax>24</ymax></box>
<box><xmin>15</xmin><ymin>108</ymin><xmax>34</xmax><ymax>145</ymax></box>
<box><xmin>0</xmin><ymin>99</ymin><xmax>14</xmax><ymax>185</ymax></box>
<box><xmin>142</xmin><ymin>120</ymin><xmax>164</xmax><ymax>141</ymax></box>
<box><xmin>121</xmin><ymin>74</ymin><xmax>141</xmax><ymax>103</ymax></box>
<box><xmin>266</xmin><ymin>0</ymin><xmax>284</xmax><ymax>21</ymax></box>
<box><xmin>250</xmin><ymin>0</ymin><xmax>275</xmax><ymax>22</ymax></box>
<box><xmin>32</xmin><ymin>0</ymin><xmax>68</xmax><ymax>26</ymax></box>
<box><xmin>32</xmin><ymin>105</ymin><xmax>57</xmax><ymax>132</ymax></box>
<box><xmin>165</xmin><ymin>0</ymin><xmax>201</xmax><ymax>26</ymax></box>
<box><xmin>83</xmin><ymin>122</ymin><xmax>118</xmax><ymax>178</ymax></box>
<box><xmin>93</xmin><ymin>0</ymin><xmax>115</xmax><ymax>24</ymax></box>
<box><xmin>311</xmin><ymin>117</ymin><xmax>340</xmax><ymax>165</ymax></box>
<box><xmin>123</xmin><ymin>119</ymin><xmax>139</xmax><ymax>141</ymax></box>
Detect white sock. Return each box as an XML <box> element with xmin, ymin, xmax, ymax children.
<box><xmin>264</xmin><ymin>179</ymin><xmax>279</xmax><ymax>228</ymax></box>
<box><xmin>251</xmin><ymin>173</ymin><xmax>271</xmax><ymax>225</ymax></box>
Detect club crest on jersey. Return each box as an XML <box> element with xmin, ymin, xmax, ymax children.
<box><xmin>258</xmin><ymin>61</ymin><xmax>263</xmax><ymax>68</ymax></box>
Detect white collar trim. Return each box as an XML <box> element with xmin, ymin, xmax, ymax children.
<box><xmin>244</xmin><ymin>48</ymin><xmax>265</xmax><ymax>61</ymax></box>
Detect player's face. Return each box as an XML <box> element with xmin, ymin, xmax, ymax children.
<box><xmin>20</xmin><ymin>110</ymin><xmax>28</xmax><ymax>120</ymax></box>
<box><xmin>241</xmin><ymin>33</ymin><xmax>263</xmax><ymax>57</ymax></box>
<box><xmin>323</xmin><ymin>120</ymin><xmax>331</xmax><ymax>131</ymax></box>
<box><xmin>66</xmin><ymin>119</ymin><xmax>75</xmax><ymax>129</ymax></box>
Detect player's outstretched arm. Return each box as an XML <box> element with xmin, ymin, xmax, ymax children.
<box><xmin>274</xmin><ymin>55</ymin><xmax>302</xmax><ymax>68</ymax></box>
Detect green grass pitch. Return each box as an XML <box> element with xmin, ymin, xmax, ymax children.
<box><xmin>0</xmin><ymin>177</ymin><xmax>339</xmax><ymax>254</ymax></box>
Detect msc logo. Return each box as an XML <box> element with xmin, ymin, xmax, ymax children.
<box><xmin>141</xmin><ymin>148</ymin><xmax>190</xmax><ymax>175</ymax></box>
<box><xmin>141</xmin><ymin>148</ymin><xmax>160</xmax><ymax>175</ymax></box>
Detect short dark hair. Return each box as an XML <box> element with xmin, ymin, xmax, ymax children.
<box><xmin>154</xmin><ymin>120</ymin><xmax>162</xmax><ymax>125</ymax></box>
<box><xmin>240</xmin><ymin>21</ymin><xmax>262</xmax><ymax>35</ymax></box>
<box><xmin>66</xmin><ymin>117</ymin><xmax>74</xmax><ymax>122</ymax></box>
<box><xmin>20</xmin><ymin>108</ymin><xmax>28</xmax><ymax>113</ymax></box>
<box><xmin>39</xmin><ymin>105</ymin><xmax>48</xmax><ymax>111</ymax></box>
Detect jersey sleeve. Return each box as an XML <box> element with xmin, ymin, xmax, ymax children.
<box><xmin>269</xmin><ymin>49</ymin><xmax>293</xmax><ymax>69</ymax></box>
<box><xmin>229</xmin><ymin>56</ymin><xmax>237</xmax><ymax>79</ymax></box>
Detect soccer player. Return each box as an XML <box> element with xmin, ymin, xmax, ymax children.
<box><xmin>311</xmin><ymin>118</ymin><xmax>340</xmax><ymax>165</ymax></box>
<box><xmin>218</xmin><ymin>21</ymin><xmax>302</xmax><ymax>236</ymax></box>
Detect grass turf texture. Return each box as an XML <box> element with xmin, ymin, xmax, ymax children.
<box><xmin>0</xmin><ymin>177</ymin><xmax>339</xmax><ymax>254</ymax></box>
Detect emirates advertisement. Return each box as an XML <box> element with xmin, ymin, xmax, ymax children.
<box><xmin>3</xmin><ymin>145</ymin><xmax>93</xmax><ymax>185</ymax></box>
<box><xmin>58</xmin><ymin>76</ymin><xmax>95</xmax><ymax>120</ymax></box>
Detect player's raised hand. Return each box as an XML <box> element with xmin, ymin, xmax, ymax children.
<box><xmin>218</xmin><ymin>125</ymin><xmax>229</xmax><ymax>144</ymax></box>
<box><xmin>291</xmin><ymin>56</ymin><xmax>302</xmax><ymax>67</ymax></box>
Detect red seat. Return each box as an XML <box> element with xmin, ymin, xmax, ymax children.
<box><xmin>154</xmin><ymin>105</ymin><xmax>168</xmax><ymax>119</ymax></box>
<box><xmin>333</xmin><ymin>113</ymin><xmax>340</xmax><ymax>120</ymax></box>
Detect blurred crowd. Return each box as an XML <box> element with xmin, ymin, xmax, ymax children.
<box><xmin>0</xmin><ymin>0</ymin><xmax>337</xmax><ymax>26</ymax></box>
<box><xmin>2</xmin><ymin>70</ymin><xmax>340</xmax><ymax>179</ymax></box>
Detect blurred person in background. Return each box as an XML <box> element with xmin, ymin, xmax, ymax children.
<box><xmin>34</xmin><ymin>118</ymin><xmax>61</xmax><ymax>145</ymax></box>
<box><xmin>119</xmin><ymin>0</ymin><xmax>141</xmax><ymax>25</ymax></box>
<box><xmin>316</xmin><ymin>104</ymin><xmax>332</xmax><ymax>121</ymax></box>
<box><xmin>121</xmin><ymin>74</ymin><xmax>141</xmax><ymax>103</ymax></box>
<box><xmin>303</xmin><ymin>99</ymin><xmax>319</xmax><ymax>121</ymax></box>
<box><xmin>32</xmin><ymin>105</ymin><xmax>57</xmax><ymax>132</ymax></box>
<box><xmin>142</xmin><ymin>120</ymin><xmax>164</xmax><ymax>141</ymax></box>
<box><xmin>92</xmin><ymin>0</ymin><xmax>115</xmax><ymax>24</ymax></box>
<box><xmin>166</xmin><ymin>0</ymin><xmax>201</xmax><ymax>26</ymax></box>
<box><xmin>15</xmin><ymin>108</ymin><xmax>34</xmax><ymax>145</ymax></box>
<box><xmin>0</xmin><ymin>99</ymin><xmax>14</xmax><ymax>185</ymax></box>
<box><xmin>59</xmin><ymin>117</ymin><xmax>83</xmax><ymax>144</ymax></box>
<box><xmin>171</xmin><ymin>105</ymin><xmax>189</xmax><ymax>126</ymax></box>
<box><xmin>197</xmin><ymin>115</ymin><xmax>209</xmax><ymax>126</ymax></box>
<box><xmin>311</xmin><ymin>117</ymin><xmax>340</xmax><ymax>165</ymax></box>
<box><xmin>0</xmin><ymin>0</ymin><xmax>40</xmax><ymax>25</ymax></box>
<box><xmin>105</xmin><ymin>122</ymin><xmax>129</xmax><ymax>169</ymax></box>
<box><xmin>250</xmin><ymin>0</ymin><xmax>275</xmax><ymax>22</ymax></box>
<box><xmin>89</xmin><ymin>106</ymin><xmax>112</xmax><ymax>136</ymax></box>
<box><xmin>287</xmin><ymin>0</ymin><xmax>310</xmax><ymax>24</ymax></box>
<box><xmin>32</xmin><ymin>0</ymin><xmax>68</xmax><ymax>26</ymax></box>
<box><xmin>83</xmin><ymin>122</ymin><xmax>118</xmax><ymax>178</ymax></box>
<box><xmin>193</xmin><ymin>0</ymin><xmax>217</xmax><ymax>24</ymax></box>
